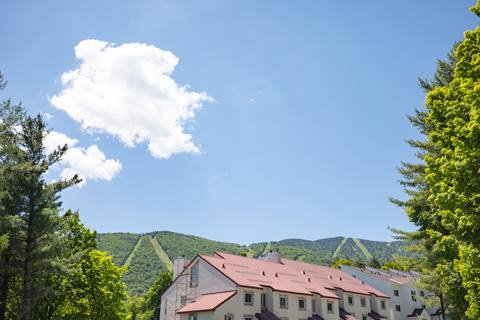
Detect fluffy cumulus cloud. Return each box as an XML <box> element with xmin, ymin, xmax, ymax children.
<box><xmin>50</xmin><ymin>39</ymin><xmax>213</xmax><ymax>159</ymax></box>
<box><xmin>44</xmin><ymin>131</ymin><xmax>122</xmax><ymax>186</ymax></box>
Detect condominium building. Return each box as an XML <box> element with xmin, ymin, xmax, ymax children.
<box><xmin>160</xmin><ymin>251</ymin><xmax>391</xmax><ymax>320</ymax></box>
<box><xmin>340</xmin><ymin>265</ymin><xmax>443</xmax><ymax>320</ymax></box>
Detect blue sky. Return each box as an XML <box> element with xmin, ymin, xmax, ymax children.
<box><xmin>0</xmin><ymin>1</ymin><xmax>476</xmax><ymax>244</ymax></box>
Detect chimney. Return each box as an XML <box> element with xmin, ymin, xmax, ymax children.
<box><xmin>173</xmin><ymin>257</ymin><xmax>190</xmax><ymax>279</ymax></box>
<box><xmin>258</xmin><ymin>250</ymin><xmax>282</xmax><ymax>263</ymax></box>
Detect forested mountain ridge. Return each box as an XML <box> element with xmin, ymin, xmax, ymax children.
<box><xmin>97</xmin><ymin>231</ymin><xmax>409</xmax><ymax>295</ymax></box>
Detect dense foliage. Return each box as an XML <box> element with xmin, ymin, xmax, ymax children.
<box><xmin>124</xmin><ymin>236</ymin><xmax>169</xmax><ymax>296</ymax></box>
<box><xmin>97</xmin><ymin>231</ymin><xmax>409</xmax><ymax>295</ymax></box>
<box><xmin>393</xmin><ymin>2</ymin><xmax>480</xmax><ymax>318</ymax></box>
<box><xmin>155</xmin><ymin>231</ymin><xmax>247</xmax><ymax>259</ymax></box>
<box><xmin>0</xmin><ymin>74</ymin><xmax>129</xmax><ymax>320</ymax></box>
<box><xmin>129</xmin><ymin>271</ymin><xmax>173</xmax><ymax>320</ymax></box>
<box><xmin>97</xmin><ymin>233</ymin><xmax>140</xmax><ymax>266</ymax></box>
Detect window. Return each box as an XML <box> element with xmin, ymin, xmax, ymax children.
<box><xmin>420</xmin><ymin>290</ymin><xmax>425</xmax><ymax>297</ymax></box>
<box><xmin>360</xmin><ymin>297</ymin><xmax>366</xmax><ymax>307</ymax></box>
<box><xmin>395</xmin><ymin>305</ymin><xmax>401</xmax><ymax>312</ymax></box>
<box><xmin>261</xmin><ymin>294</ymin><xmax>266</xmax><ymax>308</ymax></box>
<box><xmin>244</xmin><ymin>315</ymin><xmax>253</xmax><ymax>320</ymax></box>
<box><xmin>244</xmin><ymin>292</ymin><xmax>254</xmax><ymax>306</ymax></box>
<box><xmin>190</xmin><ymin>262</ymin><xmax>199</xmax><ymax>287</ymax></box>
<box><xmin>411</xmin><ymin>290</ymin><xmax>417</xmax><ymax>302</ymax></box>
<box><xmin>298</xmin><ymin>298</ymin><xmax>306</xmax><ymax>310</ymax></box>
<box><xmin>347</xmin><ymin>295</ymin><xmax>354</xmax><ymax>306</ymax></box>
<box><xmin>164</xmin><ymin>299</ymin><xmax>167</xmax><ymax>314</ymax></box>
<box><xmin>280</xmin><ymin>295</ymin><xmax>289</xmax><ymax>309</ymax></box>
<box><xmin>327</xmin><ymin>301</ymin><xmax>334</xmax><ymax>314</ymax></box>
<box><xmin>362</xmin><ymin>316</ymin><xmax>367</xmax><ymax>320</ymax></box>
<box><xmin>393</xmin><ymin>289</ymin><xmax>399</xmax><ymax>297</ymax></box>
<box><xmin>189</xmin><ymin>314</ymin><xmax>198</xmax><ymax>320</ymax></box>
<box><xmin>312</xmin><ymin>299</ymin><xmax>316</xmax><ymax>313</ymax></box>
<box><xmin>181</xmin><ymin>296</ymin><xmax>187</xmax><ymax>306</ymax></box>
<box><xmin>225</xmin><ymin>314</ymin><xmax>234</xmax><ymax>320</ymax></box>
<box><xmin>380</xmin><ymin>300</ymin><xmax>386</xmax><ymax>310</ymax></box>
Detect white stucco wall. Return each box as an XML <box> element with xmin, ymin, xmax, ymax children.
<box><xmin>318</xmin><ymin>297</ymin><xmax>339</xmax><ymax>320</ymax></box>
<box><xmin>341</xmin><ymin>265</ymin><xmax>437</xmax><ymax>320</ymax></box>
<box><xmin>214</xmin><ymin>289</ymin><xmax>263</xmax><ymax>320</ymax></box>
<box><xmin>161</xmin><ymin>257</ymin><xmax>236</xmax><ymax>320</ymax></box>
<box><xmin>271</xmin><ymin>292</ymin><xmax>311</xmax><ymax>320</ymax></box>
<box><xmin>341</xmin><ymin>292</ymin><xmax>371</xmax><ymax>320</ymax></box>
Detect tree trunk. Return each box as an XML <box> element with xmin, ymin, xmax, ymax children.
<box><xmin>439</xmin><ymin>293</ymin><xmax>446</xmax><ymax>320</ymax></box>
<box><xmin>21</xmin><ymin>212</ymin><xmax>35</xmax><ymax>320</ymax></box>
<box><xmin>0</xmin><ymin>250</ymin><xmax>11</xmax><ymax>320</ymax></box>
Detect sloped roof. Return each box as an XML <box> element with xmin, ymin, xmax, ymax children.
<box><xmin>177</xmin><ymin>291</ymin><xmax>237</xmax><ymax>314</ymax></box>
<box><xmin>282</xmin><ymin>259</ymin><xmax>389</xmax><ymax>298</ymax></box>
<box><xmin>200</xmin><ymin>252</ymin><xmax>388</xmax><ymax>299</ymax></box>
<box><xmin>345</xmin><ymin>265</ymin><xmax>415</xmax><ymax>285</ymax></box>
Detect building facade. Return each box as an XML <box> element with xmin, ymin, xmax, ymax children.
<box><xmin>160</xmin><ymin>252</ymin><xmax>391</xmax><ymax>320</ymax></box>
<box><xmin>340</xmin><ymin>265</ymin><xmax>443</xmax><ymax>320</ymax></box>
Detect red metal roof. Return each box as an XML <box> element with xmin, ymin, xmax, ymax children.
<box><xmin>200</xmin><ymin>252</ymin><xmax>389</xmax><ymax>299</ymax></box>
<box><xmin>177</xmin><ymin>291</ymin><xmax>237</xmax><ymax>314</ymax></box>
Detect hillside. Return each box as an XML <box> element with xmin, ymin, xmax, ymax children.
<box><xmin>97</xmin><ymin>231</ymin><xmax>409</xmax><ymax>296</ymax></box>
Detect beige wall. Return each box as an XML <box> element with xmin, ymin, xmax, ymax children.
<box><xmin>161</xmin><ymin>258</ymin><xmax>236</xmax><ymax>320</ymax></box>
<box><xmin>271</xmin><ymin>291</ymin><xmax>311</xmax><ymax>320</ymax></box>
<box><xmin>317</xmin><ymin>297</ymin><xmax>339</xmax><ymax>320</ymax></box>
<box><xmin>371</xmin><ymin>296</ymin><xmax>390</xmax><ymax>319</ymax></box>
<box><xmin>341</xmin><ymin>292</ymin><xmax>371</xmax><ymax>320</ymax></box>
<box><xmin>214</xmin><ymin>289</ymin><xmax>263</xmax><ymax>320</ymax></box>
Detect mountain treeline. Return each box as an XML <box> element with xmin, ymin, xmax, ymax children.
<box><xmin>97</xmin><ymin>231</ymin><xmax>410</xmax><ymax>296</ymax></box>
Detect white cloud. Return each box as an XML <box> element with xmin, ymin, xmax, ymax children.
<box><xmin>50</xmin><ymin>39</ymin><xmax>213</xmax><ymax>159</ymax></box>
<box><xmin>44</xmin><ymin>131</ymin><xmax>122</xmax><ymax>186</ymax></box>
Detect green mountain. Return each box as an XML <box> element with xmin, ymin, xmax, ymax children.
<box><xmin>97</xmin><ymin>231</ymin><xmax>409</xmax><ymax>296</ymax></box>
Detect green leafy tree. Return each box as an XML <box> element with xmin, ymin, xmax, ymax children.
<box><xmin>33</xmin><ymin>210</ymin><xmax>98</xmax><ymax>320</ymax></box>
<box><xmin>367</xmin><ymin>256</ymin><xmax>381</xmax><ymax>269</ymax></box>
<box><xmin>421</xmin><ymin>4</ymin><xmax>480</xmax><ymax>316</ymax></box>
<box><xmin>331</xmin><ymin>258</ymin><xmax>351</xmax><ymax>269</ymax></box>
<box><xmin>135</xmin><ymin>271</ymin><xmax>172</xmax><ymax>320</ymax></box>
<box><xmin>57</xmin><ymin>250</ymin><xmax>128</xmax><ymax>320</ymax></box>
<box><xmin>393</xmin><ymin>2</ymin><xmax>480</xmax><ymax>318</ymax></box>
